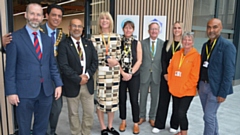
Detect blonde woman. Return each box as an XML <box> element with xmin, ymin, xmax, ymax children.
<box><xmin>153</xmin><ymin>21</ymin><xmax>184</xmax><ymax>134</ymax></box>
<box><xmin>91</xmin><ymin>12</ymin><xmax>121</xmax><ymax>135</ymax></box>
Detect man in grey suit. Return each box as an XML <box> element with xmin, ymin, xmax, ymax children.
<box><xmin>138</xmin><ymin>22</ymin><xmax>163</xmax><ymax>127</ymax></box>
<box><xmin>40</xmin><ymin>4</ymin><xmax>66</xmax><ymax>135</ymax></box>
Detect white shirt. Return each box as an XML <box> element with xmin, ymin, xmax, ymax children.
<box><xmin>71</xmin><ymin>37</ymin><xmax>90</xmax><ymax>79</ymax></box>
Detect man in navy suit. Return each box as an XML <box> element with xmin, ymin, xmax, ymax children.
<box><xmin>4</xmin><ymin>3</ymin><xmax>63</xmax><ymax>135</ymax></box>
<box><xmin>198</xmin><ymin>18</ymin><xmax>236</xmax><ymax>135</ymax></box>
<box><xmin>57</xmin><ymin>19</ymin><xmax>98</xmax><ymax>135</ymax></box>
<box><xmin>39</xmin><ymin>4</ymin><xmax>66</xmax><ymax>135</ymax></box>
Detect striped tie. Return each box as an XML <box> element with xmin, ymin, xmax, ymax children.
<box><xmin>32</xmin><ymin>32</ymin><xmax>42</xmax><ymax>60</ymax></box>
<box><xmin>76</xmin><ymin>41</ymin><xmax>83</xmax><ymax>60</ymax></box>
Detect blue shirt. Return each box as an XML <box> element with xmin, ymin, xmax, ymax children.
<box><xmin>25</xmin><ymin>25</ymin><xmax>43</xmax><ymax>52</ymax></box>
<box><xmin>46</xmin><ymin>23</ymin><xmax>57</xmax><ymax>40</ymax></box>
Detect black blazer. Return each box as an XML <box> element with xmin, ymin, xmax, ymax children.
<box><xmin>57</xmin><ymin>37</ymin><xmax>98</xmax><ymax>97</ymax></box>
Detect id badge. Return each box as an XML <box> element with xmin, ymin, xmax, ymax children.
<box><xmin>80</xmin><ymin>61</ymin><xmax>85</xmax><ymax>67</ymax></box>
<box><xmin>203</xmin><ymin>61</ymin><xmax>209</xmax><ymax>68</ymax></box>
<box><xmin>175</xmin><ymin>71</ymin><xmax>181</xmax><ymax>77</ymax></box>
<box><xmin>124</xmin><ymin>58</ymin><xmax>130</xmax><ymax>63</ymax></box>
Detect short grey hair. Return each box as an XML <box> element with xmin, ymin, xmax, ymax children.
<box><xmin>182</xmin><ymin>32</ymin><xmax>194</xmax><ymax>42</ymax></box>
<box><xmin>148</xmin><ymin>22</ymin><xmax>160</xmax><ymax>30</ymax></box>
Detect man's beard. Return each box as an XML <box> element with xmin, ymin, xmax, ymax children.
<box><xmin>27</xmin><ymin>19</ymin><xmax>41</xmax><ymax>28</ymax></box>
<box><xmin>70</xmin><ymin>32</ymin><xmax>81</xmax><ymax>38</ymax></box>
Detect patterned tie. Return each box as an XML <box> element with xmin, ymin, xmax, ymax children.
<box><xmin>51</xmin><ymin>31</ymin><xmax>55</xmax><ymax>46</ymax></box>
<box><xmin>76</xmin><ymin>41</ymin><xmax>83</xmax><ymax>60</ymax></box>
<box><xmin>32</xmin><ymin>32</ymin><xmax>42</xmax><ymax>60</ymax></box>
<box><xmin>152</xmin><ymin>41</ymin><xmax>155</xmax><ymax>57</ymax></box>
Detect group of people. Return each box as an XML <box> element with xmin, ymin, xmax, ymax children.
<box><xmin>2</xmin><ymin>2</ymin><xmax>236</xmax><ymax>135</ymax></box>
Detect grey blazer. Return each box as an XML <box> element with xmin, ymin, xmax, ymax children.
<box><xmin>140</xmin><ymin>37</ymin><xmax>164</xmax><ymax>84</ymax></box>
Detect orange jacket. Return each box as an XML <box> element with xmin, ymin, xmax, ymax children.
<box><xmin>167</xmin><ymin>48</ymin><xmax>201</xmax><ymax>98</ymax></box>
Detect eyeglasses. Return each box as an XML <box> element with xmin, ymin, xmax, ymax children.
<box><xmin>71</xmin><ymin>24</ymin><xmax>83</xmax><ymax>29</ymax></box>
<box><xmin>149</xmin><ymin>28</ymin><xmax>159</xmax><ymax>31</ymax></box>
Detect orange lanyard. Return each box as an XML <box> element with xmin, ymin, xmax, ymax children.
<box><xmin>178</xmin><ymin>53</ymin><xmax>185</xmax><ymax>69</ymax></box>
<box><xmin>102</xmin><ymin>34</ymin><xmax>111</xmax><ymax>55</ymax></box>
<box><xmin>206</xmin><ymin>39</ymin><xmax>216</xmax><ymax>60</ymax></box>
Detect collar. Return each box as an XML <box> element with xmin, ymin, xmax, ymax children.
<box><xmin>25</xmin><ymin>25</ymin><xmax>40</xmax><ymax>36</ymax></box>
<box><xmin>71</xmin><ymin>36</ymin><xmax>82</xmax><ymax>46</ymax></box>
<box><xmin>46</xmin><ymin>22</ymin><xmax>57</xmax><ymax>34</ymax></box>
<box><xmin>150</xmin><ymin>38</ymin><xmax>157</xmax><ymax>44</ymax></box>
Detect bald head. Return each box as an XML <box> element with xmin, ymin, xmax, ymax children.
<box><xmin>206</xmin><ymin>18</ymin><xmax>222</xmax><ymax>42</ymax></box>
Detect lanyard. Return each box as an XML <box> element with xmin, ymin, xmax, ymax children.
<box><xmin>172</xmin><ymin>42</ymin><xmax>181</xmax><ymax>55</ymax></box>
<box><xmin>102</xmin><ymin>34</ymin><xmax>111</xmax><ymax>55</ymax></box>
<box><xmin>178</xmin><ymin>53</ymin><xmax>185</xmax><ymax>69</ymax></box>
<box><xmin>205</xmin><ymin>39</ymin><xmax>217</xmax><ymax>60</ymax></box>
<box><xmin>124</xmin><ymin>44</ymin><xmax>131</xmax><ymax>55</ymax></box>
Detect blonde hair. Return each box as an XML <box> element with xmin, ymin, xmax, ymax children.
<box><xmin>166</xmin><ymin>21</ymin><xmax>184</xmax><ymax>51</ymax></box>
<box><xmin>97</xmin><ymin>11</ymin><xmax>114</xmax><ymax>34</ymax></box>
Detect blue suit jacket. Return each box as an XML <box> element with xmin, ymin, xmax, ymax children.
<box><xmin>5</xmin><ymin>26</ymin><xmax>63</xmax><ymax>98</ymax></box>
<box><xmin>200</xmin><ymin>36</ymin><xmax>236</xmax><ymax>98</ymax></box>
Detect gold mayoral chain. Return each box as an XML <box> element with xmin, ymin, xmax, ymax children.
<box><xmin>39</xmin><ymin>28</ymin><xmax>63</xmax><ymax>56</ymax></box>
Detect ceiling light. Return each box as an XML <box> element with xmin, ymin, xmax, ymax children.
<box><xmin>13</xmin><ymin>0</ymin><xmax>76</xmax><ymax>16</ymax></box>
<box><xmin>90</xmin><ymin>1</ymin><xmax>104</xmax><ymax>6</ymax></box>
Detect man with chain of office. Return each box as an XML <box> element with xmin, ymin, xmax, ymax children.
<box><xmin>40</xmin><ymin>4</ymin><xmax>66</xmax><ymax>135</ymax></box>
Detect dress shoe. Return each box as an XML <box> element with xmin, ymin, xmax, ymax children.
<box><xmin>101</xmin><ymin>129</ymin><xmax>108</xmax><ymax>135</ymax></box>
<box><xmin>107</xmin><ymin>127</ymin><xmax>119</xmax><ymax>135</ymax></box>
<box><xmin>149</xmin><ymin>120</ymin><xmax>155</xmax><ymax>127</ymax></box>
<box><xmin>119</xmin><ymin>122</ymin><xmax>126</xmax><ymax>132</ymax></box>
<box><xmin>138</xmin><ymin>118</ymin><xmax>146</xmax><ymax>125</ymax></box>
<box><xmin>133</xmin><ymin>124</ymin><xmax>139</xmax><ymax>134</ymax></box>
<box><xmin>152</xmin><ymin>127</ymin><xmax>161</xmax><ymax>133</ymax></box>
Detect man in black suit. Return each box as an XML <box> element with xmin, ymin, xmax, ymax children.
<box><xmin>57</xmin><ymin>19</ymin><xmax>98</xmax><ymax>135</ymax></box>
<box><xmin>40</xmin><ymin>4</ymin><xmax>66</xmax><ymax>135</ymax></box>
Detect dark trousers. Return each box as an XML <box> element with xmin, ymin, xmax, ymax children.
<box><xmin>16</xmin><ymin>86</ymin><xmax>53</xmax><ymax>135</ymax></box>
<box><xmin>119</xmin><ymin>74</ymin><xmax>140</xmax><ymax>123</ymax></box>
<box><xmin>154</xmin><ymin>74</ymin><xmax>177</xmax><ymax>129</ymax></box>
<box><xmin>171</xmin><ymin>96</ymin><xmax>193</xmax><ymax>130</ymax></box>
<box><xmin>46</xmin><ymin>95</ymin><xmax>63</xmax><ymax>135</ymax></box>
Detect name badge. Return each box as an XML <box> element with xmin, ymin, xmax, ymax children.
<box><xmin>124</xmin><ymin>58</ymin><xmax>130</xmax><ymax>63</ymax></box>
<box><xmin>203</xmin><ymin>61</ymin><xmax>209</xmax><ymax>68</ymax></box>
<box><xmin>175</xmin><ymin>71</ymin><xmax>182</xmax><ymax>77</ymax></box>
<box><xmin>81</xmin><ymin>61</ymin><xmax>85</xmax><ymax>67</ymax></box>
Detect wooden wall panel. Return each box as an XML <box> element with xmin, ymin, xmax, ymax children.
<box><xmin>0</xmin><ymin>0</ymin><xmax>15</xmax><ymax>134</ymax></box>
<box><xmin>113</xmin><ymin>0</ymin><xmax>194</xmax><ymax>40</ymax></box>
<box><xmin>91</xmin><ymin>0</ymin><xmax>194</xmax><ymax>39</ymax></box>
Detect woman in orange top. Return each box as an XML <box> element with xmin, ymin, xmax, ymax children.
<box><xmin>167</xmin><ymin>32</ymin><xmax>201</xmax><ymax>135</ymax></box>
